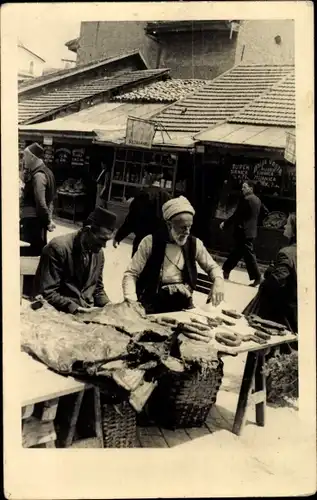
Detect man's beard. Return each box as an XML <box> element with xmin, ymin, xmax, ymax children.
<box><xmin>170</xmin><ymin>227</ymin><xmax>188</xmax><ymax>246</ymax></box>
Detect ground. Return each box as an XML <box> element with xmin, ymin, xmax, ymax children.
<box><xmin>45</xmin><ymin>218</ymin><xmax>314</xmax><ymax>493</ymax></box>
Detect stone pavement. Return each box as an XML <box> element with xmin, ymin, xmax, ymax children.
<box><xmin>47</xmin><ymin>220</ymin><xmax>315</xmax><ymax>494</ymax></box>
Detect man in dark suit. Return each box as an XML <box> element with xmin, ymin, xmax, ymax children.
<box><xmin>220</xmin><ymin>180</ymin><xmax>263</xmax><ymax>286</ymax></box>
<box><xmin>113</xmin><ymin>173</ymin><xmax>171</xmax><ymax>257</ymax></box>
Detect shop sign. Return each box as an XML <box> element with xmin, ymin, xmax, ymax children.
<box><xmin>125</xmin><ymin>117</ymin><xmax>156</xmax><ymax>148</ymax></box>
<box><xmin>284</xmin><ymin>131</ymin><xmax>296</xmax><ymax>164</ymax></box>
<box><xmin>253</xmin><ymin>159</ymin><xmax>283</xmax><ymax>188</ymax></box>
<box><xmin>196</xmin><ymin>144</ymin><xmax>205</xmax><ymax>154</ymax></box>
<box><xmin>230</xmin><ymin>163</ymin><xmax>251</xmax><ymax>183</ymax></box>
<box><xmin>43</xmin><ymin>136</ymin><xmax>53</xmax><ymax>146</ymax></box>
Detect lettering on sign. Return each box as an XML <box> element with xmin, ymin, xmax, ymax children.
<box><xmin>253</xmin><ymin>159</ymin><xmax>282</xmax><ymax>188</ymax></box>
<box><xmin>55</xmin><ymin>148</ymin><xmax>72</xmax><ymax>165</ymax></box>
<box><xmin>126</xmin><ymin>117</ymin><xmax>156</xmax><ymax>148</ymax></box>
<box><xmin>230</xmin><ymin>163</ymin><xmax>250</xmax><ymax>182</ymax></box>
<box><xmin>71</xmin><ymin>148</ymin><xmax>85</xmax><ymax>167</ymax></box>
<box><xmin>44</xmin><ymin>146</ymin><xmax>54</xmax><ymax>165</ymax></box>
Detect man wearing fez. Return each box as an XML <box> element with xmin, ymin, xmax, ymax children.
<box><xmin>20</xmin><ymin>142</ymin><xmax>56</xmax><ymax>256</ymax></box>
<box><xmin>122</xmin><ymin>196</ymin><xmax>224</xmax><ymax>314</ymax></box>
<box><xmin>34</xmin><ymin>207</ymin><xmax>117</xmax><ymax>314</ymax></box>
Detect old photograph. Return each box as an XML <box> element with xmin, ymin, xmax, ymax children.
<box><xmin>2</xmin><ymin>2</ymin><xmax>315</xmax><ymax>498</ymax></box>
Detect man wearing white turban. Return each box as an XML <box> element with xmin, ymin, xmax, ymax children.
<box><xmin>122</xmin><ymin>196</ymin><xmax>224</xmax><ymax>314</ymax></box>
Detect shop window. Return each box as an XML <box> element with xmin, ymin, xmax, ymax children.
<box><xmin>108</xmin><ymin>148</ymin><xmax>178</xmax><ymax>202</ymax></box>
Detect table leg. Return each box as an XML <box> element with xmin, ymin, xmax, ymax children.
<box><xmin>232</xmin><ymin>351</ymin><xmax>258</xmax><ymax>436</ymax></box>
<box><xmin>94</xmin><ymin>387</ymin><xmax>104</xmax><ymax>448</ymax></box>
<box><xmin>73</xmin><ymin>198</ymin><xmax>76</xmax><ymax>224</ymax></box>
<box><xmin>254</xmin><ymin>351</ymin><xmax>266</xmax><ymax>427</ymax></box>
<box><xmin>20</xmin><ymin>274</ymin><xmax>23</xmax><ymax>304</ymax></box>
<box><xmin>64</xmin><ymin>390</ymin><xmax>85</xmax><ymax>448</ymax></box>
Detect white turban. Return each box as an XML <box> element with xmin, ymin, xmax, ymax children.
<box><xmin>162</xmin><ymin>196</ymin><xmax>195</xmax><ymax>221</ymax></box>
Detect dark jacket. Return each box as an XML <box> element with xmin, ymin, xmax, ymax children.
<box><xmin>22</xmin><ymin>162</ymin><xmax>56</xmax><ymax>226</ymax></box>
<box><xmin>136</xmin><ymin>227</ymin><xmax>197</xmax><ymax>306</ymax></box>
<box><xmin>115</xmin><ymin>186</ymin><xmax>171</xmax><ymax>253</ymax></box>
<box><xmin>224</xmin><ymin>193</ymin><xmax>262</xmax><ymax>239</ymax></box>
<box><xmin>34</xmin><ymin>231</ymin><xmax>109</xmax><ymax>313</ymax></box>
<box><xmin>243</xmin><ymin>243</ymin><xmax>297</xmax><ymax>332</ymax></box>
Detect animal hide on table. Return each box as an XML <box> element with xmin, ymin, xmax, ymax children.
<box><xmin>74</xmin><ymin>301</ymin><xmax>173</xmax><ymax>338</ymax></box>
<box><xmin>21</xmin><ymin>304</ymin><xmax>130</xmax><ymax>374</ymax></box>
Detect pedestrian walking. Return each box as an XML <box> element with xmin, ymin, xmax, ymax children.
<box><xmin>113</xmin><ymin>172</ymin><xmax>171</xmax><ymax>257</ymax></box>
<box><xmin>220</xmin><ymin>180</ymin><xmax>263</xmax><ymax>287</ymax></box>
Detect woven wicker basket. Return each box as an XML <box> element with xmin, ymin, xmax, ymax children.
<box><xmin>101</xmin><ymin>399</ymin><xmax>137</xmax><ymax>448</ymax></box>
<box><xmin>147</xmin><ymin>359</ymin><xmax>224</xmax><ymax>429</ymax></box>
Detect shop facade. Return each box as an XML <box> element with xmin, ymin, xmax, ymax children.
<box><xmin>193</xmin><ymin>131</ymin><xmax>296</xmax><ymax>264</ymax></box>
<box><xmin>19</xmin><ymin>122</ymin><xmax>197</xmax><ymax>228</ymax></box>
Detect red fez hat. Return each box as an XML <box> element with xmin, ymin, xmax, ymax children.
<box><xmin>27</xmin><ymin>142</ymin><xmax>44</xmax><ymax>159</ymax></box>
<box><xmin>86</xmin><ymin>206</ymin><xmax>117</xmax><ymax>232</ymax></box>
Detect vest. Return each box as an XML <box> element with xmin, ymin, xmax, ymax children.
<box><xmin>136</xmin><ymin>228</ymin><xmax>197</xmax><ymax>303</ymax></box>
<box><xmin>23</xmin><ymin>163</ymin><xmax>56</xmax><ymax>211</ymax></box>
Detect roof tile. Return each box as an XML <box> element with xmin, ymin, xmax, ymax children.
<box><xmin>113</xmin><ymin>79</ymin><xmax>209</xmax><ymax>103</ymax></box>
<box><xmin>18</xmin><ymin>69</ymin><xmax>169</xmax><ymax>124</ymax></box>
<box><xmin>228</xmin><ymin>70</ymin><xmax>295</xmax><ymax>127</ymax></box>
<box><xmin>151</xmin><ymin>64</ymin><xmax>294</xmax><ymax>133</ymax></box>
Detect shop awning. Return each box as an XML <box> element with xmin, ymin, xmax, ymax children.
<box><xmin>19</xmin><ymin>101</ymin><xmax>196</xmax><ymax>149</ymax></box>
<box><xmin>194</xmin><ymin>123</ymin><xmax>295</xmax><ymax>150</ymax></box>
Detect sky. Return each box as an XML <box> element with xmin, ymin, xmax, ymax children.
<box><xmin>16</xmin><ymin>5</ymin><xmax>82</xmax><ymax>68</ymax></box>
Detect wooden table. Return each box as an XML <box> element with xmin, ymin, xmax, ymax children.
<box><xmin>21</xmin><ymin>352</ymin><xmax>103</xmax><ymax>448</ymax></box>
<box><xmin>153</xmin><ymin>309</ymin><xmax>297</xmax><ymax>436</ymax></box>
<box><xmin>56</xmin><ymin>192</ymin><xmax>86</xmax><ymax>223</ymax></box>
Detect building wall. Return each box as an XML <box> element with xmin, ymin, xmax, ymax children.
<box><xmin>77</xmin><ymin>21</ymin><xmax>158</xmax><ymax>68</ymax></box>
<box><xmin>18</xmin><ymin>46</ymin><xmax>44</xmax><ymax>78</ymax></box>
<box><xmin>77</xmin><ymin>21</ymin><xmax>237</xmax><ymax>79</ymax></box>
<box><xmin>235</xmin><ymin>20</ymin><xmax>295</xmax><ymax>65</ymax></box>
<box><xmin>159</xmin><ymin>31</ymin><xmax>237</xmax><ymax>79</ymax></box>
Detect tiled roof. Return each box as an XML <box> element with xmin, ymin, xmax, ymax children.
<box><xmin>228</xmin><ymin>69</ymin><xmax>295</xmax><ymax>127</ymax></box>
<box><xmin>113</xmin><ymin>79</ymin><xmax>209</xmax><ymax>103</ymax></box>
<box><xmin>150</xmin><ymin>64</ymin><xmax>294</xmax><ymax>134</ymax></box>
<box><xmin>18</xmin><ymin>50</ymin><xmax>148</xmax><ymax>93</ymax></box>
<box><xmin>18</xmin><ymin>69</ymin><xmax>169</xmax><ymax>124</ymax></box>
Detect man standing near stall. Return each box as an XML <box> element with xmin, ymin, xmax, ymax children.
<box><xmin>113</xmin><ymin>171</ymin><xmax>171</xmax><ymax>256</ymax></box>
<box><xmin>20</xmin><ymin>142</ymin><xmax>56</xmax><ymax>256</ymax></box>
<box><xmin>122</xmin><ymin>196</ymin><xmax>224</xmax><ymax>314</ymax></box>
<box><xmin>220</xmin><ymin>180</ymin><xmax>263</xmax><ymax>287</ymax></box>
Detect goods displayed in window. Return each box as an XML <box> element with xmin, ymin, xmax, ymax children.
<box><xmin>109</xmin><ymin>148</ymin><xmax>178</xmax><ymax>203</ymax></box>
<box><xmin>262</xmin><ymin>211</ymin><xmax>288</xmax><ymax>229</ymax></box>
<box><xmin>57</xmin><ymin>178</ymin><xmax>86</xmax><ymax>195</ymax></box>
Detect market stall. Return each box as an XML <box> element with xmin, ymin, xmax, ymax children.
<box><xmin>193</xmin><ymin>128</ymin><xmax>296</xmax><ymax>264</ymax></box>
<box><xmin>21</xmin><ymin>299</ymin><xmax>296</xmax><ymax>447</ymax></box>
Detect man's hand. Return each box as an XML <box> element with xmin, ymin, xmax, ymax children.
<box><xmin>47</xmin><ymin>222</ymin><xmax>56</xmax><ymax>232</ymax></box>
<box><xmin>207</xmin><ymin>278</ymin><xmax>224</xmax><ymax>307</ymax></box>
<box><xmin>125</xmin><ymin>299</ymin><xmax>146</xmax><ymax>316</ymax></box>
<box><xmin>113</xmin><ymin>239</ymin><xmax>119</xmax><ymax>248</ymax></box>
<box><xmin>219</xmin><ymin>221</ymin><xmax>225</xmax><ymax>230</ymax></box>
<box><xmin>76</xmin><ymin>306</ymin><xmax>101</xmax><ymax>313</ymax></box>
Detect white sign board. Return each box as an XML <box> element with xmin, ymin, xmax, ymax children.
<box><xmin>284</xmin><ymin>131</ymin><xmax>296</xmax><ymax>164</ymax></box>
<box><xmin>125</xmin><ymin>117</ymin><xmax>156</xmax><ymax>148</ymax></box>
<box><xmin>43</xmin><ymin>136</ymin><xmax>53</xmax><ymax>146</ymax></box>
